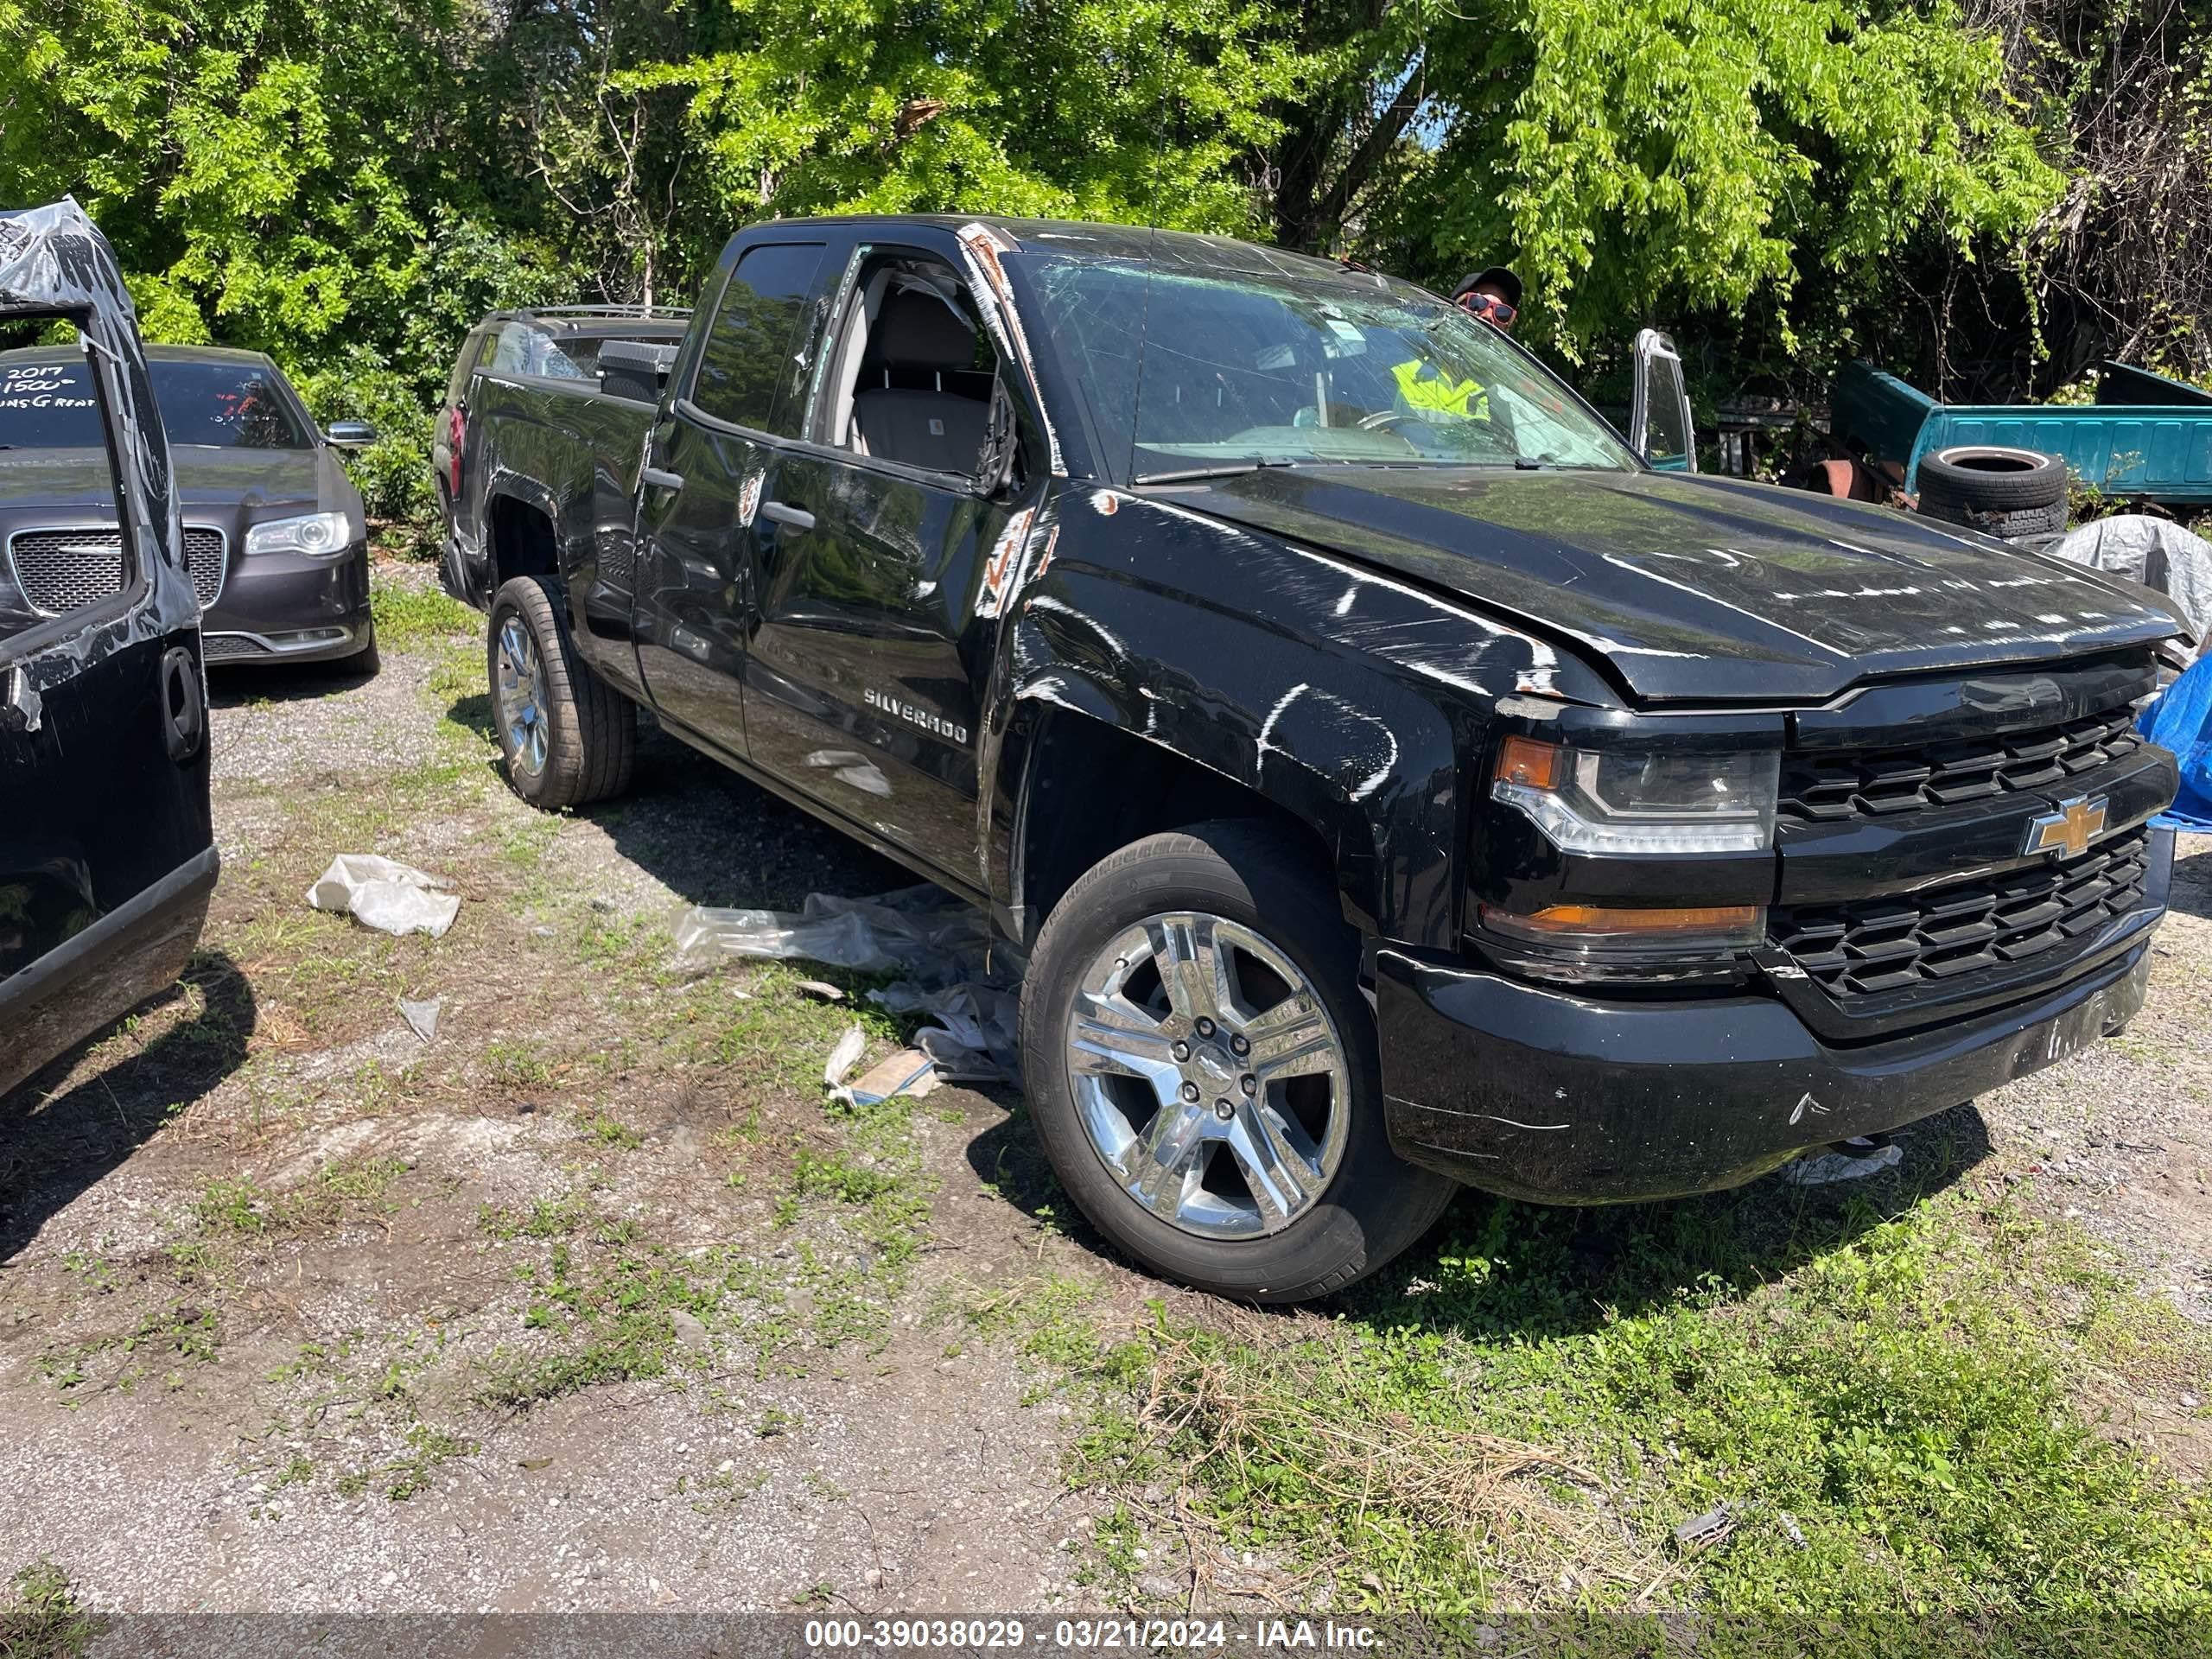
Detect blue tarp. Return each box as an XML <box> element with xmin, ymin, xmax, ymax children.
<box><xmin>2140</xmin><ymin>654</ymin><xmax>2212</xmax><ymax>831</ymax></box>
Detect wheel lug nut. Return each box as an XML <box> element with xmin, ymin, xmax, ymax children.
<box><xmin>1172</xmin><ymin>1040</ymin><xmax>1191</xmax><ymax>1061</ymax></box>
<box><xmin>1214</xmin><ymin>1099</ymin><xmax>1234</xmax><ymax>1121</ymax></box>
<box><xmin>1241</xmin><ymin>1075</ymin><xmax>1257</xmax><ymax>1096</ymax></box>
<box><xmin>1194</xmin><ymin>1017</ymin><xmax>1216</xmax><ymax>1039</ymax></box>
<box><xmin>1230</xmin><ymin>1033</ymin><xmax>1249</xmax><ymax>1057</ymax></box>
<box><xmin>1179</xmin><ymin>1082</ymin><xmax>1200</xmax><ymax>1103</ymax></box>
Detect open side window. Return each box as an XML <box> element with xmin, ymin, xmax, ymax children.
<box><xmin>814</xmin><ymin>250</ymin><xmax>1012</xmax><ymax>488</ymax></box>
<box><xmin>1630</xmin><ymin>328</ymin><xmax>1696</xmax><ymax>473</ymax></box>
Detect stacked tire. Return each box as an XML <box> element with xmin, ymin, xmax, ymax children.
<box><xmin>1916</xmin><ymin>446</ymin><xmax>2069</xmax><ymax>538</ymax></box>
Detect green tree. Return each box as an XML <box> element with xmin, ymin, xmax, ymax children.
<box><xmin>1337</xmin><ymin>0</ymin><xmax>2063</xmax><ymax>365</ymax></box>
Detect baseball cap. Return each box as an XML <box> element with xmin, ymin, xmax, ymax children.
<box><xmin>1452</xmin><ymin>267</ymin><xmax>1522</xmax><ymax>309</ymax></box>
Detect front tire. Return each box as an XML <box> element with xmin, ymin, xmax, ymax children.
<box><xmin>487</xmin><ymin>575</ymin><xmax>635</xmax><ymax>809</ymax></box>
<box><xmin>1018</xmin><ymin>822</ymin><xmax>1456</xmax><ymax>1302</ymax></box>
<box><xmin>338</xmin><ymin>623</ymin><xmax>380</xmax><ymax>677</ymax></box>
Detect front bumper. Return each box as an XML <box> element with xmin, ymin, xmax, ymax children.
<box><xmin>1376</xmin><ymin>833</ymin><xmax>2171</xmax><ymax>1205</ymax></box>
<box><xmin>201</xmin><ymin>543</ymin><xmax>372</xmax><ymax>664</ymax></box>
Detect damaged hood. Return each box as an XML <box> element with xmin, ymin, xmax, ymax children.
<box><xmin>1164</xmin><ymin>466</ymin><xmax>2183</xmax><ymax>702</ymax></box>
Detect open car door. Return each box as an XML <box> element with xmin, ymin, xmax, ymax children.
<box><xmin>0</xmin><ymin>200</ymin><xmax>214</xmax><ymax>1098</ymax></box>
<box><xmin>1629</xmin><ymin>327</ymin><xmax>1697</xmax><ymax>473</ymax></box>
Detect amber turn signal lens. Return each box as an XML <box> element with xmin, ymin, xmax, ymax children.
<box><xmin>1494</xmin><ymin>734</ymin><xmax>1562</xmax><ymax>790</ymax></box>
<box><xmin>1483</xmin><ymin>902</ymin><xmax>1764</xmax><ymax>938</ymax></box>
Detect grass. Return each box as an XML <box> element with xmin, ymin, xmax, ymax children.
<box><xmin>1037</xmin><ymin>1168</ymin><xmax>2212</xmax><ymax>1643</ymax></box>
<box><xmin>335</xmin><ymin>1422</ymin><xmax>478</xmax><ymax>1501</ymax></box>
<box><xmin>0</xmin><ymin>1562</ymin><xmax>98</xmax><ymax>1659</ymax></box>
<box><xmin>477</xmin><ymin>1235</ymin><xmax>733</xmax><ymax>1408</ymax></box>
<box><xmin>370</xmin><ymin>580</ymin><xmax>478</xmax><ymax>653</ymax></box>
<box><xmin>193</xmin><ymin>1158</ymin><xmax>409</xmax><ymax>1236</ymax></box>
<box><xmin>38</xmin><ymin>1303</ymin><xmax>219</xmax><ymax>1393</ymax></box>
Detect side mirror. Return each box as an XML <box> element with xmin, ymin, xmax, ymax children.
<box><xmin>1628</xmin><ymin>329</ymin><xmax>1695</xmax><ymax>473</ymax></box>
<box><xmin>325</xmin><ymin>419</ymin><xmax>379</xmax><ymax>450</ymax></box>
<box><xmin>973</xmin><ymin>381</ymin><xmax>1021</xmax><ymax>499</ymax></box>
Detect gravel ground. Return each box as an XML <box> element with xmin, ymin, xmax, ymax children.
<box><xmin>3</xmin><ymin>560</ymin><xmax>2210</xmax><ymax>1616</ymax></box>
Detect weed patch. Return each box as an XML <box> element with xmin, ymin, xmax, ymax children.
<box><xmin>0</xmin><ymin>1561</ymin><xmax>98</xmax><ymax>1658</ymax></box>
<box><xmin>1085</xmin><ymin>1186</ymin><xmax>2212</xmax><ymax>1627</ymax></box>
<box><xmin>39</xmin><ymin>1303</ymin><xmax>219</xmax><ymax>1394</ymax></box>
<box><xmin>371</xmin><ymin>582</ymin><xmax>478</xmax><ymax>653</ymax></box>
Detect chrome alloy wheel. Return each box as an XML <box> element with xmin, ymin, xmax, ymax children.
<box><xmin>493</xmin><ymin>613</ymin><xmax>549</xmax><ymax>779</ymax></box>
<box><xmin>1064</xmin><ymin>912</ymin><xmax>1351</xmax><ymax>1239</ymax></box>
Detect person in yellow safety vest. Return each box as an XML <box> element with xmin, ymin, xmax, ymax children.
<box><xmin>1387</xmin><ymin>264</ymin><xmax>1522</xmax><ymax>425</ymax></box>
<box><xmin>1389</xmin><ymin>356</ymin><xmax>1491</xmax><ymax>422</ymax></box>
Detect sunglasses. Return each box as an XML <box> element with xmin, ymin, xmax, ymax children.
<box><xmin>1459</xmin><ymin>291</ymin><xmax>1517</xmax><ymax>327</ymax></box>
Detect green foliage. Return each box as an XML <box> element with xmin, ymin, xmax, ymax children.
<box><xmin>1357</xmin><ymin>0</ymin><xmax>2061</xmax><ymax>361</ymax></box>
<box><xmin>0</xmin><ymin>0</ymin><xmax>2083</xmax><ymax>525</ymax></box>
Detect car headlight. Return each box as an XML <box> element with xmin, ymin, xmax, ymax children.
<box><xmin>1490</xmin><ymin>734</ymin><xmax>1779</xmax><ymax>855</ymax></box>
<box><xmin>244</xmin><ymin>511</ymin><xmax>353</xmax><ymax>556</ymax></box>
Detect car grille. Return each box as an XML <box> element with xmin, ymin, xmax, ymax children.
<box><xmin>1780</xmin><ymin>702</ymin><xmax>2145</xmax><ymax>823</ymax></box>
<box><xmin>200</xmin><ymin>632</ymin><xmax>265</xmax><ymax>660</ymax></box>
<box><xmin>1770</xmin><ymin>827</ymin><xmax>2152</xmax><ymax>998</ymax></box>
<box><xmin>8</xmin><ymin>525</ymin><xmax>227</xmax><ymax>616</ymax></box>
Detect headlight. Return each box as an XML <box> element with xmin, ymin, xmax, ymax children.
<box><xmin>1491</xmin><ymin>735</ymin><xmax>1779</xmax><ymax>855</ymax></box>
<box><xmin>244</xmin><ymin>511</ymin><xmax>353</xmax><ymax>556</ymax></box>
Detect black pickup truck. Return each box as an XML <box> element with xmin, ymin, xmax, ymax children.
<box><xmin>442</xmin><ymin>216</ymin><xmax>2185</xmax><ymax>1302</ymax></box>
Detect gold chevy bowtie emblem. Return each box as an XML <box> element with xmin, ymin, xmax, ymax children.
<box><xmin>2024</xmin><ymin>795</ymin><xmax>2108</xmax><ymax>860</ymax></box>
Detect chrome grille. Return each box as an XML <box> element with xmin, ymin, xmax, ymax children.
<box><xmin>7</xmin><ymin>524</ymin><xmax>227</xmax><ymax>616</ymax></box>
<box><xmin>1781</xmin><ymin>703</ymin><xmax>2145</xmax><ymax>823</ymax></box>
<box><xmin>1770</xmin><ymin>828</ymin><xmax>2151</xmax><ymax>998</ymax></box>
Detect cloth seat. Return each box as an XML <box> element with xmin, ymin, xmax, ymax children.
<box><xmin>851</xmin><ymin>288</ymin><xmax>991</xmax><ymax>474</ymax></box>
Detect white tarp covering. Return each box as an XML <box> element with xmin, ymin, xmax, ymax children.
<box><xmin>2045</xmin><ymin>514</ymin><xmax>2211</xmax><ymax>643</ymax></box>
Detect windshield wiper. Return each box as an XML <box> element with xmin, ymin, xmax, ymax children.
<box><xmin>1131</xmin><ymin>457</ymin><xmax>1294</xmax><ymax>486</ymax></box>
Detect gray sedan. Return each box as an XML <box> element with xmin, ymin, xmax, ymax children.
<box><xmin>0</xmin><ymin>343</ymin><xmax>379</xmax><ymax>670</ymax></box>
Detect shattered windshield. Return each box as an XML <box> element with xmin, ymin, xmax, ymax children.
<box><xmin>1025</xmin><ymin>257</ymin><xmax>1638</xmax><ymax>481</ymax></box>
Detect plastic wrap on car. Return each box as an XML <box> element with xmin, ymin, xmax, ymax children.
<box><xmin>0</xmin><ymin>197</ymin><xmax>190</xmax><ymax>711</ymax></box>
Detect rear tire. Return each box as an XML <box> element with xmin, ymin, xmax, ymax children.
<box><xmin>487</xmin><ymin>575</ymin><xmax>635</xmax><ymax>810</ymax></box>
<box><xmin>1017</xmin><ymin>822</ymin><xmax>1457</xmax><ymax>1303</ymax></box>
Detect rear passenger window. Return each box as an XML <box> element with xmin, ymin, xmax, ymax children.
<box><xmin>484</xmin><ymin>323</ymin><xmax>598</xmax><ymax>382</ymax></box>
<box><xmin>691</xmin><ymin>243</ymin><xmax>826</xmax><ymax>435</ymax></box>
<box><xmin>484</xmin><ymin>322</ymin><xmax>537</xmax><ymax>375</ymax></box>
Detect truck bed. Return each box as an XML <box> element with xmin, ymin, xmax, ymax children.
<box><xmin>1834</xmin><ymin>359</ymin><xmax>2212</xmax><ymax>505</ymax></box>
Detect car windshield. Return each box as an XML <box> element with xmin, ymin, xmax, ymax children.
<box><xmin>0</xmin><ymin>359</ymin><xmax>309</xmax><ymax>449</ymax></box>
<box><xmin>1025</xmin><ymin>257</ymin><xmax>1638</xmax><ymax>480</ymax></box>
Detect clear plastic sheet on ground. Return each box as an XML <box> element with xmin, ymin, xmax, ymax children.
<box><xmin>672</xmin><ymin>887</ymin><xmax>1024</xmax><ymax>1083</ymax></box>
<box><xmin>397</xmin><ymin>995</ymin><xmax>444</xmax><ymax>1043</ymax></box>
<box><xmin>305</xmin><ymin>854</ymin><xmax>461</xmax><ymax>938</ymax></box>
<box><xmin>1780</xmin><ymin>1141</ymin><xmax>1903</xmax><ymax>1185</ymax></box>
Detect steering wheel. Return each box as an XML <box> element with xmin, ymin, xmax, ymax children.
<box><xmin>1357</xmin><ymin>409</ymin><xmax>1423</xmax><ymax>434</ymax></box>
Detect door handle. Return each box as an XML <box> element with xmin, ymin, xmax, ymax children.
<box><xmin>641</xmin><ymin>466</ymin><xmax>685</xmax><ymax>494</ymax></box>
<box><xmin>760</xmin><ymin>500</ymin><xmax>815</xmax><ymax>532</ymax></box>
